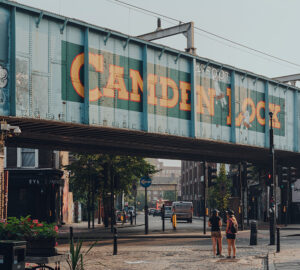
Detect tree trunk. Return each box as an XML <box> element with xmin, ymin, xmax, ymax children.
<box><xmin>92</xmin><ymin>177</ymin><xmax>95</xmax><ymax>229</ymax></box>
<box><xmin>87</xmin><ymin>181</ymin><xmax>91</xmax><ymax>229</ymax></box>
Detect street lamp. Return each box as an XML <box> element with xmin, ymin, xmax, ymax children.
<box><xmin>269</xmin><ymin>112</ymin><xmax>276</xmax><ymax>245</ymax></box>
<box><xmin>0</xmin><ymin>120</ymin><xmax>21</xmax><ymax>221</ymax></box>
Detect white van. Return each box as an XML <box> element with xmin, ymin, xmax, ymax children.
<box><xmin>172</xmin><ymin>201</ymin><xmax>193</xmax><ymax>223</ymax></box>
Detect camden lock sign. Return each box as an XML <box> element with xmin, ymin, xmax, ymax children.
<box><xmin>62</xmin><ymin>41</ymin><xmax>285</xmax><ymax>136</ymax></box>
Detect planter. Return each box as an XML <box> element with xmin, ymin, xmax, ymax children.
<box><xmin>26</xmin><ymin>237</ymin><xmax>57</xmax><ymax>257</ymax></box>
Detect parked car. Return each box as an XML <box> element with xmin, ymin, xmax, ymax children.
<box><xmin>153</xmin><ymin>209</ymin><xmax>162</xmax><ymax>217</ymax></box>
<box><xmin>164</xmin><ymin>206</ymin><xmax>172</xmax><ymax>218</ymax></box>
<box><xmin>172</xmin><ymin>201</ymin><xmax>193</xmax><ymax>223</ymax></box>
<box><xmin>149</xmin><ymin>208</ymin><xmax>155</xmax><ymax>215</ymax></box>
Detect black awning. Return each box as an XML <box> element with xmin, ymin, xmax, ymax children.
<box><xmin>6</xmin><ymin>168</ymin><xmax>64</xmax><ymax>187</ymax></box>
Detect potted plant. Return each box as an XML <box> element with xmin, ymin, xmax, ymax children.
<box><xmin>0</xmin><ymin>216</ymin><xmax>59</xmax><ymax>256</ymax></box>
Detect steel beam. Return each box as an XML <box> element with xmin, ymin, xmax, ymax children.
<box><xmin>273</xmin><ymin>73</ymin><xmax>300</xmax><ymax>83</ymax></box>
<box><xmin>10</xmin><ymin>6</ymin><xmax>16</xmax><ymax>116</ymax></box>
<box><xmin>137</xmin><ymin>22</ymin><xmax>196</xmax><ymax>54</ymax></box>
<box><xmin>230</xmin><ymin>71</ymin><xmax>236</xmax><ymax>143</ymax></box>
<box><xmin>265</xmin><ymin>82</ymin><xmax>270</xmax><ymax>148</ymax></box>
<box><xmin>84</xmin><ymin>28</ymin><xmax>89</xmax><ymax>125</ymax></box>
<box><xmin>190</xmin><ymin>59</ymin><xmax>197</xmax><ymax>137</ymax></box>
<box><xmin>294</xmin><ymin>91</ymin><xmax>298</xmax><ymax>152</ymax></box>
<box><xmin>142</xmin><ymin>45</ymin><xmax>148</xmax><ymax>131</ymax></box>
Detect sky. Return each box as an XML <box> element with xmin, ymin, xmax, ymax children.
<box><xmin>14</xmin><ymin>0</ymin><xmax>300</xmax><ymax>166</ymax></box>
<box><xmin>16</xmin><ymin>0</ymin><xmax>300</xmax><ymax>78</ymax></box>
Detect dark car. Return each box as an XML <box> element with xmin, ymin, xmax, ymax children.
<box><xmin>153</xmin><ymin>209</ymin><xmax>162</xmax><ymax>216</ymax></box>
<box><xmin>149</xmin><ymin>208</ymin><xmax>155</xmax><ymax>215</ymax></box>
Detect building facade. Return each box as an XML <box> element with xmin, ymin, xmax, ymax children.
<box><xmin>5</xmin><ymin>147</ymin><xmax>73</xmax><ymax>224</ymax></box>
<box><xmin>181</xmin><ymin>161</ymin><xmax>205</xmax><ymax>216</ymax></box>
<box><xmin>138</xmin><ymin>159</ymin><xmax>181</xmax><ymax>207</ymax></box>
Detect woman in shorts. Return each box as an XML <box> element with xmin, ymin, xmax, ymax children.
<box><xmin>226</xmin><ymin>210</ymin><xmax>238</xmax><ymax>258</ymax></box>
<box><xmin>208</xmin><ymin>209</ymin><xmax>224</xmax><ymax>257</ymax></box>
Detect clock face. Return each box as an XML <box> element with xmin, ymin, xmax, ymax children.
<box><xmin>0</xmin><ymin>66</ymin><xmax>8</xmax><ymax>88</ymax></box>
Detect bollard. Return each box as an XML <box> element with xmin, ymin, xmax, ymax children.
<box><xmin>172</xmin><ymin>214</ymin><xmax>177</xmax><ymax>230</ymax></box>
<box><xmin>276</xmin><ymin>227</ymin><xmax>280</xmax><ymax>253</ymax></box>
<box><xmin>161</xmin><ymin>206</ymin><xmax>165</xmax><ymax>232</ymax></box>
<box><xmin>113</xmin><ymin>227</ymin><xmax>118</xmax><ymax>255</ymax></box>
<box><xmin>69</xmin><ymin>226</ymin><xmax>73</xmax><ymax>244</ymax></box>
<box><xmin>250</xmin><ymin>220</ymin><xmax>257</xmax><ymax>245</ymax></box>
<box><xmin>216</xmin><ymin>240</ymin><xmax>220</xmax><ymax>255</ymax></box>
<box><xmin>130</xmin><ymin>212</ymin><xmax>133</xmax><ymax>225</ymax></box>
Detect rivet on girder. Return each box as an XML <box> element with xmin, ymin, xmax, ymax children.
<box><xmin>241</xmin><ymin>73</ymin><xmax>248</xmax><ymax>82</ymax></box>
<box><xmin>217</xmin><ymin>65</ymin><xmax>223</xmax><ymax>74</ymax></box>
<box><xmin>104</xmin><ymin>32</ymin><xmax>111</xmax><ymax>46</ymax></box>
<box><xmin>60</xmin><ymin>19</ymin><xmax>69</xmax><ymax>34</ymax></box>
<box><xmin>36</xmin><ymin>11</ymin><xmax>44</xmax><ymax>28</ymax></box>
<box><xmin>204</xmin><ymin>61</ymin><xmax>210</xmax><ymax>72</ymax></box>
<box><xmin>123</xmin><ymin>37</ymin><xmax>131</xmax><ymax>49</ymax></box>
<box><xmin>174</xmin><ymin>53</ymin><xmax>181</xmax><ymax>63</ymax></box>
<box><xmin>158</xmin><ymin>48</ymin><xmax>165</xmax><ymax>59</ymax></box>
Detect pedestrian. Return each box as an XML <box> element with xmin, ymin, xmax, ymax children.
<box><xmin>208</xmin><ymin>209</ymin><xmax>224</xmax><ymax>258</ymax></box>
<box><xmin>226</xmin><ymin>209</ymin><xmax>238</xmax><ymax>259</ymax></box>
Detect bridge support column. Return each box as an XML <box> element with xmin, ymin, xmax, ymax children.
<box><xmin>0</xmin><ymin>135</ymin><xmax>5</xmax><ymax>221</ymax></box>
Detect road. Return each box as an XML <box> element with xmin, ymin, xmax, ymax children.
<box><xmin>121</xmin><ymin>212</ymin><xmax>205</xmax><ymax>234</ymax></box>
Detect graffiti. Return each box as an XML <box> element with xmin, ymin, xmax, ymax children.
<box><xmin>0</xmin><ymin>65</ymin><xmax>8</xmax><ymax>88</ymax></box>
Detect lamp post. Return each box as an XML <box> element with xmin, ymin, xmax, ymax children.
<box><xmin>0</xmin><ymin>120</ymin><xmax>21</xmax><ymax>221</ymax></box>
<box><xmin>269</xmin><ymin>112</ymin><xmax>276</xmax><ymax>245</ymax></box>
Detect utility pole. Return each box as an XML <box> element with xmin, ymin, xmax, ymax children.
<box><xmin>145</xmin><ymin>186</ymin><xmax>148</xmax><ymax>234</ymax></box>
<box><xmin>239</xmin><ymin>163</ymin><xmax>244</xmax><ymax>230</ymax></box>
<box><xmin>203</xmin><ymin>161</ymin><xmax>208</xmax><ymax>234</ymax></box>
<box><xmin>269</xmin><ymin>112</ymin><xmax>276</xmax><ymax>245</ymax></box>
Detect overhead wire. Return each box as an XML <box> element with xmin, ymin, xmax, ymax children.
<box><xmin>106</xmin><ymin>0</ymin><xmax>300</xmax><ymax>70</ymax></box>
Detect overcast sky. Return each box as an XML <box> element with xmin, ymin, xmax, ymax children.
<box><xmin>15</xmin><ymin>0</ymin><xmax>300</xmax><ymax>166</ymax></box>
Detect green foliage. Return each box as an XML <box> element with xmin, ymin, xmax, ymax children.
<box><xmin>66</xmin><ymin>154</ymin><xmax>157</xmax><ymax>204</ymax></box>
<box><xmin>208</xmin><ymin>164</ymin><xmax>232</xmax><ymax>212</ymax></box>
<box><xmin>0</xmin><ymin>216</ymin><xmax>58</xmax><ymax>240</ymax></box>
<box><xmin>67</xmin><ymin>239</ymin><xmax>96</xmax><ymax>270</ymax></box>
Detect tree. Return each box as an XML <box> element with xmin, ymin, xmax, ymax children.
<box><xmin>66</xmin><ymin>154</ymin><xmax>156</xmax><ymax>228</ymax></box>
<box><xmin>208</xmin><ymin>164</ymin><xmax>232</xmax><ymax>214</ymax></box>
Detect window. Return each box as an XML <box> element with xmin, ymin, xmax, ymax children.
<box><xmin>21</xmin><ymin>148</ymin><xmax>35</xmax><ymax>167</ymax></box>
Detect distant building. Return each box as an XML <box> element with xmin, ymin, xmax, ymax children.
<box><xmin>181</xmin><ymin>161</ymin><xmax>217</xmax><ymax>216</ymax></box>
<box><xmin>138</xmin><ymin>159</ymin><xmax>181</xmax><ymax>207</ymax></box>
<box><xmin>181</xmin><ymin>161</ymin><xmax>204</xmax><ymax>216</ymax></box>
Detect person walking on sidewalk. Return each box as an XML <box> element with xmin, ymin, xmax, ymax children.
<box><xmin>226</xmin><ymin>209</ymin><xmax>238</xmax><ymax>259</ymax></box>
<box><xmin>208</xmin><ymin>209</ymin><xmax>224</xmax><ymax>258</ymax></box>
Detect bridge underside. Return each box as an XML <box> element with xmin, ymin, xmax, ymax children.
<box><xmin>3</xmin><ymin>117</ymin><xmax>300</xmax><ymax>167</ymax></box>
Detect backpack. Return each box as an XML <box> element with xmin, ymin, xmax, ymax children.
<box><xmin>229</xmin><ymin>219</ymin><xmax>238</xmax><ymax>234</ymax></box>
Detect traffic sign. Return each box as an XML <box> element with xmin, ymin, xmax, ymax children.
<box><xmin>140</xmin><ymin>176</ymin><xmax>152</xmax><ymax>188</ymax></box>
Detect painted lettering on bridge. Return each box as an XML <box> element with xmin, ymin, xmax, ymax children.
<box><xmin>61</xmin><ymin>41</ymin><xmax>285</xmax><ymax>136</ymax></box>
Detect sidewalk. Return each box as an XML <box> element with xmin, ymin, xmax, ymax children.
<box><xmin>53</xmin><ymin>221</ymin><xmax>300</xmax><ymax>269</ymax></box>
<box><xmin>54</xmin><ymin>239</ymin><xmax>271</xmax><ymax>270</ymax></box>
<box><xmin>268</xmin><ymin>246</ymin><xmax>300</xmax><ymax>270</ymax></box>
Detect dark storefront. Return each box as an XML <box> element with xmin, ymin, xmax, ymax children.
<box><xmin>7</xmin><ymin>169</ymin><xmax>63</xmax><ymax>223</ymax></box>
